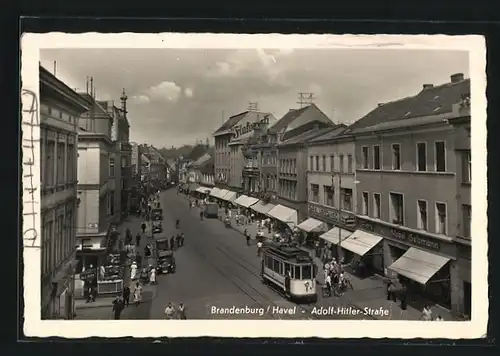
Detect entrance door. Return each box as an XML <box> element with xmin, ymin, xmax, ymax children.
<box><xmin>463</xmin><ymin>281</ymin><xmax>471</xmax><ymax>317</ymax></box>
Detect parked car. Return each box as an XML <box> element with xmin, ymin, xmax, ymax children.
<box><xmin>204</xmin><ymin>202</ymin><xmax>219</xmax><ymax>218</ymax></box>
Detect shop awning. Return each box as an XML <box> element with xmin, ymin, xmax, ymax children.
<box><xmin>267</xmin><ymin>204</ymin><xmax>298</xmax><ymax>227</ymax></box>
<box><xmin>319</xmin><ymin>227</ymin><xmax>352</xmax><ymax>245</ymax></box>
<box><xmin>216</xmin><ymin>189</ymin><xmax>229</xmax><ymax>199</ymax></box>
<box><xmin>341</xmin><ymin>229</ymin><xmax>383</xmax><ymax>257</ymax></box>
<box><xmin>221</xmin><ymin>190</ymin><xmax>237</xmax><ymax>202</ymax></box>
<box><xmin>234</xmin><ymin>195</ymin><xmax>259</xmax><ymax>208</ymax></box>
<box><xmin>209</xmin><ymin>187</ymin><xmax>221</xmax><ymax>197</ymax></box>
<box><xmin>251</xmin><ymin>200</ymin><xmax>276</xmax><ymax>215</ymax></box>
<box><xmin>296</xmin><ymin>218</ymin><xmax>325</xmax><ymax>233</ymax></box>
<box><xmin>196</xmin><ymin>186</ymin><xmax>210</xmax><ymax>194</ymax></box>
<box><xmin>388</xmin><ymin>247</ymin><xmax>450</xmax><ymax>285</ymax></box>
<box><xmin>189</xmin><ymin>183</ymin><xmax>200</xmax><ymax>191</ymax></box>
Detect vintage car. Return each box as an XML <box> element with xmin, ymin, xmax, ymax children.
<box><xmin>152</xmin><ymin>208</ymin><xmax>163</xmax><ymax>221</ymax></box>
<box><xmin>152</xmin><ymin>219</ymin><xmax>163</xmax><ymax>233</ymax></box>
<box><xmin>157</xmin><ymin>250</ymin><xmax>176</xmax><ymax>274</ymax></box>
<box><xmin>155</xmin><ymin>236</ymin><xmax>169</xmax><ymax>251</ymax></box>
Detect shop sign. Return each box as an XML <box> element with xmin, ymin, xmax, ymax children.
<box><xmin>232</xmin><ymin>116</ymin><xmax>270</xmax><ymax>139</ymax></box>
<box><xmin>356</xmin><ymin>217</ymin><xmax>441</xmax><ymax>252</ymax></box>
<box><xmin>307</xmin><ymin>203</ymin><xmax>356</xmax><ymax>228</ymax></box>
<box><xmin>79</xmin><ymin>269</ymin><xmax>97</xmax><ymax>281</ymax></box>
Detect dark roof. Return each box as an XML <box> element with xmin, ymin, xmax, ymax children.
<box><xmin>186</xmin><ymin>144</ymin><xmax>209</xmax><ymax>161</ymax></box>
<box><xmin>348</xmin><ymin>78</ymin><xmax>470</xmax><ymax>133</ymax></box>
<box><xmin>282</xmin><ymin>120</ymin><xmax>334</xmax><ymax>141</ymax></box>
<box><xmin>309</xmin><ymin>124</ymin><xmax>348</xmax><ymax>143</ymax></box>
<box><xmin>269</xmin><ymin>106</ymin><xmax>311</xmax><ymax>133</ymax></box>
<box><xmin>214</xmin><ymin>111</ymin><xmax>249</xmax><ymax>134</ymax></box>
<box><xmin>278</xmin><ymin>127</ymin><xmax>334</xmax><ymax>147</ymax></box>
<box><xmin>199</xmin><ymin>156</ymin><xmax>215</xmax><ymax>174</ymax></box>
<box><xmin>78</xmin><ymin>93</ymin><xmax>110</xmax><ymax>118</ymax></box>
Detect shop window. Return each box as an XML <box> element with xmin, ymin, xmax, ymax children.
<box><xmin>373</xmin><ymin>193</ymin><xmax>381</xmax><ymax>219</ymax></box>
<box><xmin>435</xmin><ymin>202</ymin><xmax>447</xmax><ymax>235</ymax></box>
<box><xmin>362</xmin><ymin>146</ymin><xmax>369</xmax><ymax>169</ymax></box>
<box><xmin>315</xmin><ymin>156</ymin><xmax>319</xmax><ymax>171</ymax></box>
<box><xmin>435</xmin><ymin>141</ymin><xmax>446</xmax><ymax>172</ymax></box>
<box><xmin>462</xmin><ymin>150</ymin><xmax>471</xmax><ymax>183</ymax></box>
<box><xmin>389</xmin><ymin>192</ymin><xmax>404</xmax><ymax>225</ymax></box>
<box><xmin>341</xmin><ymin>188</ymin><xmax>352</xmax><ymax>211</ymax></box>
<box><xmin>362</xmin><ymin>192</ymin><xmax>369</xmax><ymax>215</ymax></box>
<box><xmin>392</xmin><ymin>144</ymin><xmax>401</xmax><ymax>170</ymax></box>
<box><xmin>324</xmin><ymin>186</ymin><xmax>334</xmax><ymax>206</ymax></box>
<box><xmin>339</xmin><ymin>155</ymin><xmax>344</xmax><ymax>173</ymax></box>
<box><xmin>311</xmin><ymin>184</ymin><xmax>319</xmax><ymax>203</ymax></box>
<box><xmin>462</xmin><ymin>204</ymin><xmax>471</xmax><ymax>238</ymax></box>
<box><xmin>330</xmin><ymin>155</ymin><xmax>334</xmax><ymax>172</ymax></box>
<box><xmin>347</xmin><ymin>154</ymin><xmax>353</xmax><ymax>173</ymax></box>
<box><xmin>417</xmin><ymin>199</ymin><xmax>428</xmax><ymax>231</ymax></box>
<box><xmin>416</xmin><ymin>142</ymin><xmax>427</xmax><ymax>172</ymax></box>
<box><xmin>373</xmin><ymin>145</ymin><xmax>381</xmax><ymax>170</ymax></box>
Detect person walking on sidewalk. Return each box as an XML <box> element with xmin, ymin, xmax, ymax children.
<box><xmin>133</xmin><ymin>282</ymin><xmax>143</xmax><ymax>307</ymax></box>
<box><xmin>112</xmin><ymin>296</ymin><xmax>125</xmax><ymax>320</ymax></box>
<box><xmin>122</xmin><ymin>285</ymin><xmax>130</xmax><ymax>307</ymax></box>
<box><xmin>178</xmin><ymin>303</ymin><xmax>187</xmax><ymax>320</ymax></box>
<box><xmin>420</xmin><ymin>305</ymin><xmax>433</xmax><ymax>321</ymax></box>
<box><xmin>164</xmin><ymin>302</ymin><xmax>175</xmax><ymax>319</ymax></box>
<box><xmin>136</xmin><ymin>233</ymin><xmax>141</xmax><ymax>247</ymax></box>
<box><xmin>257</xmin><ymin>240</ymin><xmax>263</xmax><ymax>257</ymax></box>
<box><xmin>244</xmin><ymin>229</ymin><xmax>250</xmax><ymax>246</ymax></box>
<box><xmin>141</xmin><ymin>221</ymin><xmax>146</xmax><ymax>234</ymax></box>
<box><xmin>170</xmin><ymin>236</ymin><xmax>176</xmax><ymax>250</ymax></box>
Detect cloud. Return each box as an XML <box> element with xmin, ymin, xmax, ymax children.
<box><xmin>146</xmin><ymin>81</ymin><xmax>181</xmax><ymax>102</ymax></box>
<box><xmin>130</xmin><ymin>95</ymin><xmax>150</xmax><ymax>104</ymax></box>
<box><xmin>184</xmin><ymin>87</ymin><xmax>194</xmax><ymax>98</ymax></box>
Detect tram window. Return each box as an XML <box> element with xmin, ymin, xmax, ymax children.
<box><xmin>266</xmin><ymin>256</ymin><xmax>272</xmax><ymax>268</ymax></box>
<box><xmin>302</xmin><ymin>265</ymin><xmax>312</xmax><ymax>280</ymax></box>
<box><xmin>294</xmin><ymin>265</ymin><xmax>301</xmax><ymax>279</ymax></box>
<box><xmin>273</xmin><ymin>260</ymin><xmax>280</xmax><ymax>272</ymax></box>
<box><xmin>284</xmin><ymin>263</ymin><xmax>291</xmax><ymax>276</ymax></box>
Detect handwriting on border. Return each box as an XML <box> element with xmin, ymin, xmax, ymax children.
<box><xmin>21</xmin><ymin>89</ymin><xmax>40</xmax><ymax>249</ymax></box>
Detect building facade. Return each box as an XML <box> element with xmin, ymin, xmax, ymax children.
<box><xmin>74</xmin><ymin>94</ymin><xmax>115</xmax><ymax>297</ymax></box>
<box><xmin>130</xmin><ymin>142</ymin><xmax>140</xmax><ymax>176</ymax></box>
<box><xmin>200</xmin><ymin>155</ymin><xmax>215</xmax><ymax>187</ymax></box>
<box><xmin>348</xmin><ymin>73</ymin><xmax>471</xmax><ymax>316</ymax></box>
<box><xmin>40</xmin><ymin>66</ymin><xmax>92</xmax><ymax>319</ymax></box>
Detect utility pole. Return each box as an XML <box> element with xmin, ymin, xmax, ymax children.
<box><xmin>297</xmin><ymin>92</ymin><xmax>315</xmax><ymax>108</ymax></box>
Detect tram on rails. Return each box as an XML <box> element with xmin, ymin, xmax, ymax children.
<box><xmin>260</xmin><ymin>242</ymin><xmax>318</xmax><ymax>302</ymax></box>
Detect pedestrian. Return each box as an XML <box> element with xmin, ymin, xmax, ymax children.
<box><xmin>164</xmin><ymin>302</ymin><xmax>175</xmax><ymax>319</ymax></box>
<box><xmin>133</xmin><ymin>282</ymin><xmax>143</xmax><ymax>307</ymax></box>
<box><xmin>244</xmin><ymin>229</ymin><xmax>250</xmax><ymax>246</ymax></box>
<box><xmin>399</xmin><ymin>284</ymin><xmax>407</xmax><ymax>310</ymax></box>
<box><xmin>435</xmin><ymin>315</ymin><xmax>444</xmax><ymax>321</ymax></box>
<box><xmin>112</xmin><ymin>296</ymin><xmax>125</xmax><ymax>319</ymax></box>
<box><xmin>178</xmin><ymin>302</ymin><xmax>187</xmax><ymax>320</ymax></box>
<box><xmin>420</xmin><ymin>305</ymin><xmax>433</xmax><ymax>321</ymax></box>
<box><xmin>170</xmin><ymin>236</ymin><xmax>175</xmax><ymax>250</ymax></box>
<box><xmin>122</xmin><ymin>285</ymin><xmax>130</xmax><ymax>307</ymax></box>
<box><xmin>149</xmin><ymin>266</ymin><xmax>157</xmax><ymax>285</ymax></box>
<box><xmin>200</xmin><ymin>210</ymin><xmax>204</xmax><ymax>220</ymax></box>
<box><xmin>136</xmin><ymin>233</ymin><xmax>141</xmax><ymax>247</ymax></box>
<box><xmin>141</xmin><ymin>221</ymin><xmax>146</xmax><ymax>234</ymax></box>
<box><xmin>130</xmin><ymin>261</ymin><xmax>138</xmax><ymax>280</ymax></box>
<box><xmin>386</xmin><ymin>280</ymin><xmax>394</xmax><ymax>301</ymax></box>
<box><xmin>257</xmin><ymin>240</ymin><xmax>263</xmax><ymax>257</ymax></box>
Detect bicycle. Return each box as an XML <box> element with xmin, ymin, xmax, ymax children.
<box><xmin>333</xmin><ymin>279</ymin><xmax>354</xmax><ymax>296</ymax></box>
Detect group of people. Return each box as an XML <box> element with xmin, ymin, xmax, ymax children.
<box><xmin>164</xmin><ymin>302</ymin><xmax>187</xmax><ymax>320</ymax></box>
<box><xmin>323</xmin><ymin>258</ymin><xmax>350</xmax><ymax>296</ymax></box>
<box><xmin>111</xmin><ymin>282</ymin><xmax>144</xmax><ymax>319</ymax></box>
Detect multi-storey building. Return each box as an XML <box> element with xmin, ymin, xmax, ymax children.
<box><xmin>347</xmin><ymin>73</ymin><xmax>470</xmax><ymax>316</ymax></box>
<box><xmin>199</xmin><ymin>155</ymin><xmax>215</xmax><ymax>188</ymax></box>
<box><xmin>130</xmin><ymin>142</ymin><xmax>140</xmax><ymax>176</ymax></box>
<box><xmin>40</xmin><ymin>66</ymin><xmax>92</xmax><ymax>319</ymax></box>
<box><xmin>74</xmin><ymin>93</ymin><xmax>115</xmax><ymax>298</ymax></box>
<box><xmin>213</xmin><ymin>110</ymin><xmax>276</xmax><ymax>195</ymax></box>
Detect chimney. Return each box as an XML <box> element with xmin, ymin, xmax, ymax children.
<box><xmin>120</xmin><ymin>88</ymin><xmax>128</xmax><ymax>118</ymax></box>
<box><xmin>450</xmin><ymin>73</ymin><xmax>464</xmax><ymax>83</ymax></box>
<box><xmin>423</xmin><ymin>84</ymin><xmax>434</xmax><ymax>89</ymax></box>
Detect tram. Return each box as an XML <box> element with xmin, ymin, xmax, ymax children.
<box><xmin>261</xmin><ymin>242</ymin><xmax>318</xmax><ymax>302</ymax></box>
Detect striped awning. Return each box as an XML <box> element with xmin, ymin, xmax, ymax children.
<box><xmin>296</xmin><ymin>218</ymin><xmax>325</xmax><ymax>233</ymax></box>
<box><xmin>234</xmin><ymin>195</ymin><xmax>259</xmax><ymax>208</ymax></box>
<box><xmin>220</xmin><ymin>190</ymin><xmax>237</xmax><ymax>202</ymax></box>
<box><xmin>251</xmin><ymin>200</ymin><xmax>276</xmax><ymax>215</ymax></box>
<box><xmin>209</xmin><ymin>187</ymin><xmax>222</xmax><ymax>197</ymax></box>
<box><xmin>267</xmin><ymin>204</ymin><xmax>298</xmax><ymax>227</ymax></box>
<box><xmin>319</xmin><ymin>227</ymin><xmax>352</xmax><ymax>245</ymax></box>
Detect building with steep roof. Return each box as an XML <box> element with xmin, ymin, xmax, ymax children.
<box><xmin>344</xmin><ymin>73</ymin><xmax>471</xmax><ymax>317</ymax></box>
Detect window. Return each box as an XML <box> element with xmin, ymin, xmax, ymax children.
<box><xmin>324</xmin><ymin>186</ymin><xmax>334</xmax><ymax>206</ymax></box>
<box><xmin>109</xmin><ymin>157</ymin><xmax>115</xmax><ymax>177</ymax></box>
<box><xmin>57</xmin><ymin>142</ymin><xmax>65</xmax><ymax>185</ymax></box>
<box><xmin>311</xmin><ymin>184</ymin><xmax>319</xmax><ymax>203</ymax></box>
<box><xmin>362</xmin><ymin>192</ymin><xmax>369</xmax><ymax>215</ymax></box>
<box><xmin>347</xmin><ymin>155</ymin><xmax>353</xmax><ymax>173</ymax></box>
<box><xmin>301</xmin><ymin>265</ymin><xmax>312</xmax><ymax>280</ymax></box>
<box><xmin>322</xmin><ymin>155</ymin><xmax>326</xmax><ymax>172</ymax></box>
<box><xmin>392</xmin><ymin>144</ymin><xmax>401</xmax><ymax>170</ymax></box>
<box><xmin>373</xmin><ymin>193</ymin><xmax>381</xmax><ymax>219</ymax></box>
<box><xmin>46</xmin><ymin>141</ymin><xmax>55</xmax><ymax>187</ymax></box>
<box><xmin>389</xmin><ymin>192</ymin><xmax>404</xmax><ymax>225</ymax></box>
<box><xmin>330</xmin><ymin>155</ymin><xmax>334</xmax><ymax>172</ymax></box>
<box><xmin>67</xmin><ymin>143</ymin><xmax>74</xmax><ymax>183</ymax></box>
<box><xmin>294</xmin><ymin>265</ymin><xmax>301</xmax><ymax>279</ymax></box>
<box><xmin>373</xmin><ymin>145</ymin><xmax>381</xmax><ymax>170</ymax></box>
<box><xmin>362</xmin><ymin>146</ymin><xmax>369</xmax><ymax>169</ymax></box>
<box><xmin>108</xmin><ymin>193</ymin><xmax>115</xmax><ymax>216</ymax></box>
<box><xmin>341</xmin><ymin>188</ymin><xmax>352</xmax><ymax>211</ymax></box>
<box><xmin>309</xmin><ymin>156</ymin><xmax>313</xmax><ymax>171</ymax></box>
<box><xmin>417</xmin><ymin>200</ymin><xmax>428</xmax><ymax>231</ymax></box>
<box><xmin>339</xmin><ymin>155</ymin><xmax>344</xmax><ymax>173</ymax></box>
<box><xmin>416</xmin><ymin>142</ymin><xmax>427</xmax><ymax>172</ymax></box>
<box><xmin>435</xmin><ymin>202</ymin><xmax>447</xmax><ymax>234</ymax></box>
<box><xmin>462</xmin><ymin>151</ymin><xmax>471</xmax><ymax>182</ymax></box>
<box><xmin>435</xmin><ymin>141</ymin><xmax>446</xmax><ymax>172</ymax></box>
<box><xmin>315</xmin><ymin>156</ymin><xmax>319</xmax><ymax>171</ymax></box>
<box><xmin>462</xmin><ymin>204</ymin><xmax>471</xmax><ymax>238</ymax></box>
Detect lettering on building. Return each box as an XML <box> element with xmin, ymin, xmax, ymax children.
<box><xmin>308</xmin><ymin>203</ymin><xmax>356</xmax><ymax>228</ymax></box>
<box><xmin>232</xmin><ymin>116</ymin><xmax>270</xmax><ymax>139</ymax></box>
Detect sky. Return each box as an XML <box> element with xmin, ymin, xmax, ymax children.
<box><xmin>40</xmin><ymin>48</ymin><xmax>469</xmax><ymax>148</ymax></box>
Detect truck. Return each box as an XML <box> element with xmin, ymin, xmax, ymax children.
<box><xmin>204</xmin><ymin>202</ymin><xmax>219</xmax><ymax>218</ymax></box>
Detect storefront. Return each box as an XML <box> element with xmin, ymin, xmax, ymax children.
<box><xmin>266</xmin><ymin>204</ymin><xmax>298</xmax><ymax>232</ymax></box>
<box><xmin>455</xmin><ymin>243</ymin><xmax>471</xmax><ymax>317</ymax></box>
<box><xmin>307</xmin><ymin>203</ymin><xmax>356</xmax><ymax>261</ymax></box>
<box><xmin>357</xmin><ymin>216</ymin><xmax>457</xmax><ymax>312</ymax></box>
<box><xmin>296</xmin><ymin>217</ymin><xmax>327</xmax><ymax>248</ymax></box>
